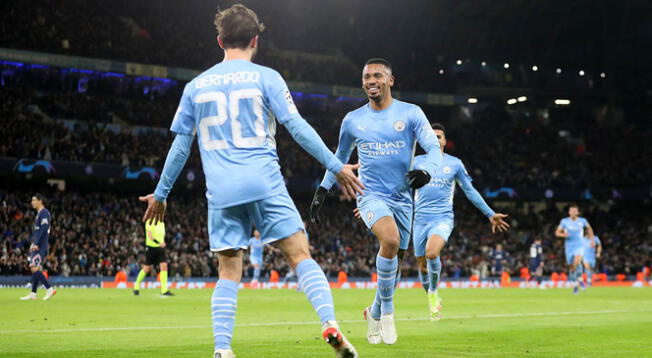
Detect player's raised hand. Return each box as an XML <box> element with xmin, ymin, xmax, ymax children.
<box><xmin>489</xmin><ymin>213</ymin><xmax>510</xmax><ymax>233</ymax></box>
<box><xmin>139</xmin><ymin>194</ymin><xmax>167</xmax><ymax>225</ymax></box>
<box><xmin>335</xmin><ymin>163</ymin><xmax>364</xmax><ymax>200</ymax></box>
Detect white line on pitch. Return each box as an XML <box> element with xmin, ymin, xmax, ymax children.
<box><xmin>1</xmin><ymin>309</ymin><xmax>649</xmax><ymax>334</ymax></box>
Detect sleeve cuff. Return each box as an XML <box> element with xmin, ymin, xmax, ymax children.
<box><xmin>326</xmin><ymin>160</ymin><xmax>344</xmax><ymax>175</ymax></box>
<box><xmin>153</xmin><ymin>191</ymin><xmax>167</xmax><ymax>203</ymax></box>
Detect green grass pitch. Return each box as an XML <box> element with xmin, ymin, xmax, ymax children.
<box><xmin>1</xmin><ymin>287</ymin><xmax>651</xmax><ymax>357</ymax></box>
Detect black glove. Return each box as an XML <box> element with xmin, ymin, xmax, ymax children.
<box><xmin>406</xmin><ymin>170</ymin><xmax>431</xmax><ymax>189</ymax></box>
<box><xmin>309</xmin><ymin>186</ymin><xmax>329</xmax><ymax>224</ymax></box>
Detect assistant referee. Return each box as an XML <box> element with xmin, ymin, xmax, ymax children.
<box><xmin>133</xmin><ymin>220</ymin><xmax>173</xmax><ymax>296</ymax></box>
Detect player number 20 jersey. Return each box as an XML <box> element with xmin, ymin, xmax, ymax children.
<box><xmin>171</xmin><ymin>60</ymin><xmax>302</xmax><ymax>209</ymax></box>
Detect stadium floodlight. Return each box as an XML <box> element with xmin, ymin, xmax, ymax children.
<box><xmin>481</xmin><ymin>61</ymin><xmax>487</xmax><ymax>67</ymax></box>
<box><xmin>554</xmin><ymin>99</ymin><xmax>571</xmax><ymax>105</ymax></box>
<box><xmin>468</xmin><ymin>98</ymin><xmax>478</xmax><ymax>104</ymax></box>
<box><xmin>579</xmin><ymin>70</ymin><xmax>585</xmax><ymax>76</ymax></box>
<box><xmin>556</xmin><ymin>68</ymin><xmax>562</xmax><ymax>74</ymax></box>
<box><xmin>504</xmin><ymin>63</ymin><xmax>510</xmax><ymax>69</ymax></box>
<box><xmin>517</xmin><ymin>96</ymin><xmax>527</xmax><ymax>102</ymax></box>
<box><xmin>439</xmin><ymin>69</ymin><xmax>444</xmax><ymax>75</ymax></box>
<box><xmin>600</xmin><ymin>72</ymin><xmax>606</xmax><ymax>78</ymax></box>
<box><xmin>507</xmin><ymin>98</ymin><xmax>517</xmax><ymax>105</ymax></box>
<box><xmin>532</xmin><ymin>65</ymin><xmax>538</xmax><ymax>72</ymax></box>
<box><xmin>457</xmin><ymin>59</ymin><xmax>462</xmax><ymax>65</ymax></box>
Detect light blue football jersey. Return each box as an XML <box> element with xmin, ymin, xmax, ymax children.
<box><xmin>320</xmin><ymin>99</ymin><xmax>442</xmax><ymax>205</ymax></box>
<box><xmin>582</xmin><ymin>235</ymin><xmax>601</xmax><ymax>260</ymax></box>
<box><xmin>248</xmin><ymin>237</ymin><xmax>264</xmax><ymax>262</ymax></box>
<box><xmin>171</xmin><ymin>60</ymin><xmax>303</xmax><ymax>209</ymax></box>
<box><xmin>559</xmin><ymin>217</ymin><xmax>590</xmax><ymax>248</ymax></box>
<box><xmin>413</xmin><ymin>153</ymin><xmax>494</xmax><ymax>223</ymax></box>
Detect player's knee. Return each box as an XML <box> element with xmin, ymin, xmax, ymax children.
<box><xmin>425</xmin><ymin>246</ymin><xmax>441</xmax><ymax>260</ymax></box>
<box><xmin>380</xmin><ymin>235</ymin><xmax>400</xmax><ymax>254</ymax></box>
<box><xmin>425</xmin><ymin>236</ymin><xmax>444</xmax><ymax>260</ymax></box>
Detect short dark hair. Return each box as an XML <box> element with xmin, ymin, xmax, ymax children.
<box><xmin>214</xmin><ymin>4</ymin><xmax>265</xmax><ymax>49</ymax></box>
<box><xmin>431</xmin><ymin>123</ymin><xmax>446</xmax><ymax>134</ymax></box>
<box><xmin>364</xmin><ymin>58</ymin><xmax>392</xmax><ymax>73</ymax></box>
<box><xmin>569</xmin><ymin>204</ymin><xmax>579</xmax><ymax>209</ymax></box>
<box><xmin>33</xmin><ymin>193</ymin><xmax>46</xmax><ymax>205</ymax></box>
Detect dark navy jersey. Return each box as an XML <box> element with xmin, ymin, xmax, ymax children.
<box><xmin>491</xmin><ymin>249</ymin><xmax>508</xmax><ymax>272</ymax></box>
<box><xmin>529</xmin><ymin>242</ymin><xmax>543</xmax><ymax>267</ymax></box>
<box><xmin>31</xmin><ymin>208</ymin><xmax>51</xmax><ymax>255</ymax></box>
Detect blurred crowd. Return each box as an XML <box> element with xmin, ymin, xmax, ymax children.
<box><xmin>2</xmin><ymin>66</ymin><xmax>652</xmax><ymax>190</ymax></box>
<box><xmin>0</xmin><ymin>89</ymin><xmax>176</xmax><ymax>167</ymax></box>
<box><xmin>1</xmin><ymin>188</ymin><xmax>650</xmax><ymax>280</ymax></box>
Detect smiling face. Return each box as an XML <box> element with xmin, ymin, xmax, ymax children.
<box><xmin>362</xmin><ymin>63</ymin><xmax>394</xmax><ymax>104</ymax></box>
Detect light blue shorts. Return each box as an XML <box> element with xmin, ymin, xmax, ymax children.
<box><xmin>565</xmin><ymin>245</ymin><xmax>584</xmax><ymax>265</ymax></box>
<box><xmin>357</xmin><ymin>195</ymin><xmax>412</xmax><ymax>250</ymax></box>
<box><xmin>412</xmin><ymin>218</ymin><xmax>454</xmax><ymax>257</ymax></box>
<box><xmin>583</xmin><ymin>256</ymin><xmax>596</xmax><ymax>268</ymax></box>
<box><xmin>208</xmin><ymin>189</ymin><xmax>304</xmax><ymax>252</ymax></box>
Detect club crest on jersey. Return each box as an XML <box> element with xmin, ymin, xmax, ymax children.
<box><xmin>393</xmin><ymin>120</ymin><xmax>406</xmax><ymax>132</ymax></box>
<box><xmin>366</xmin><ymin>211</ymin><xmax>374</xmax><ymax>222</ymax></box>
<box><xmin>443</xmin><ymin>166</ymin><xmax>451</xmax><ymax>174</ymax></box>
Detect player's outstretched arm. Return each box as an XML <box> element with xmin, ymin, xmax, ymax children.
<box><xmin>265</xmin><ymin>70</ymin><xmax>363</xmax><ymax>199</ymax></box>
<box><xmin>456</xmin><ymin>164</ymin><xmax>509</xmax><ymax>233</ymax></box>
<box><xmin>555</xmin><ymin>225</ymin><xmax>568</xmax><ymax>238</ymax></box>
<box><xmin>309</xmin><ymin>119</ymin><xmax>360</xmax><ymax>224</ymax></box>
<box><xmin>140</xmin><ymin>133</ymin><xmax>194</xmax><ymax>224</ymax></box>
<box><xmin>283</xmin><ymin>117</ymin><xmax>363</xmax><ymax>200</ymax></box>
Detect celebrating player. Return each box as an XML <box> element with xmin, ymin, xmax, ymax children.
<box><xmin>133</xmin><ymin>220</ymin><xmax>173</xmax><ymax>296</ymax></box>
<box><xmin>20</xmin><ymin>194</ymin><xmax>56</xmax><ymax>301</ymax></box>
<box><xmin>248</xmin><ymin>229</ymin><xmax>263</xmax><ymax>284</ymax></box>
<box><xmin>138</xmin><ymin>5</ymin><xmax>360</xmax><ymax>358</ymax></box>
<box><xmin>582</xmin><ymin>233</ymin><xmax>602</xmax><ymax>286</ymax></box>
<box><xmin>411</xmin><ymin>123</ymin><xmax>509</xmax><ymax>320</ymax></box>
<box><xmin>555</xmin><ymin>204</ymin><xmax>595</xmax><ymax>295</ymax></box>
<box><xmin>310</xmin><ymin>58</ymin><xmax>443</xmax><ymax>345</ymax></box>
